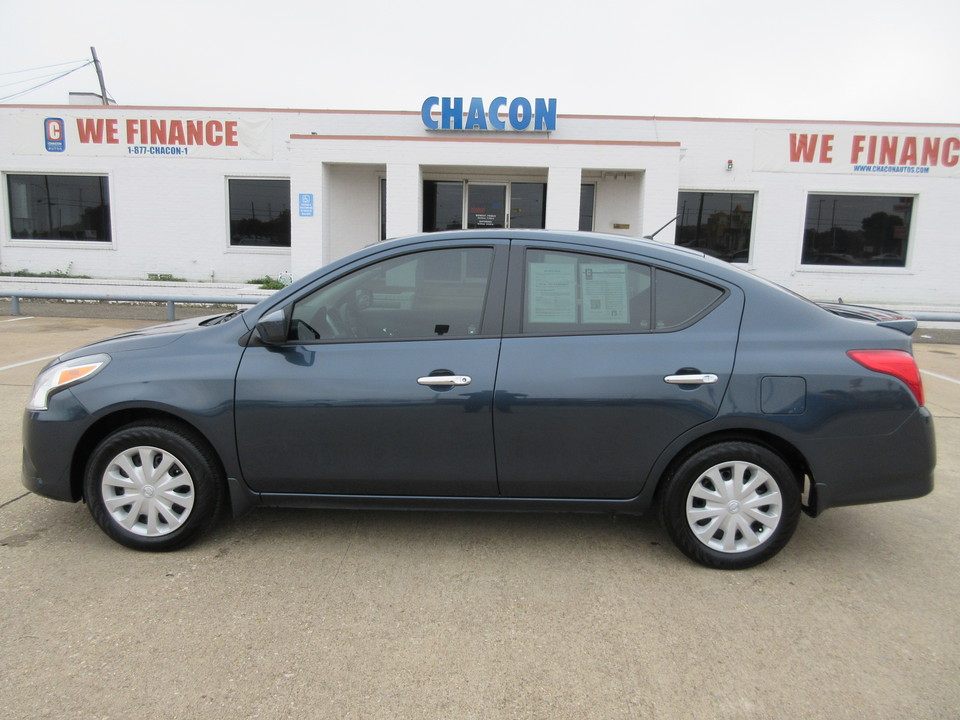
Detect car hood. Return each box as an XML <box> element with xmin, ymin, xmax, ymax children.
<box><xmin>57</xmin><ymin>313</ymin><xmax>229</xmax><ymax>362</ymax></box>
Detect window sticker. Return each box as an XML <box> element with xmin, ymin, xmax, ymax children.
<box><xmin>527</xmin><ymin>263</ymin><xmax>577</xmax><ymax>323</ymax></box>
<box><xmin>581</xmin><ymin>263</ymin><xmax>629</xmax><ymax>324</ymax></box>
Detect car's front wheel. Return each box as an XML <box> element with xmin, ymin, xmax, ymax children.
<box><xmin>659</xmin><ymin>441</ymin><xmax>801</xmax><ymax>569</ymax></box>
<box><xmin>84</xmin><ymin>422</ymin><xmax>224</xmax><ymax>551</ymax></box>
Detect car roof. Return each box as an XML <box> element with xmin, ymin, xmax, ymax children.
<box><xmin>378</xmin><ymin>228</ymin><xmax>754</xmax><ymax>283</ymax></box>
<box><xmin>384</xmin><ymin>228</ymin><xmax>720</xmax><ymax>264</ymax></box>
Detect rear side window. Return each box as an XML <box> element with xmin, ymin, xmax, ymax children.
<box><xmin>655</xmin><ymin>269</ymin><xmax>724</xmax><ymax>329</ymax></box>
<box><xmin>521</xmin><ymin>249</ymin><xmax>723</xmax><ymax>334</ymax></box>
<box><xmin>523</xmin><ymin>250</ymin><xmax>652</xmax><ymax>333</ymax></box>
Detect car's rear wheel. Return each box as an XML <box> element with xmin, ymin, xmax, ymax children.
<box><xmin>84</xmin><ymin>422</ymin><xmax>224</xmax><ymax>551</ymax></box>
<box><xmin>659</xmin><ymin>441</ymin><xmax>801</xmax><ymax>569</ymax></box>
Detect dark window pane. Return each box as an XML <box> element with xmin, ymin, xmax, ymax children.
<box><xmin>467</xmin><ymin>185</ymin><xmax>506</xmax><ymax>229</ymax></box>
<box><xmin>579</xmin><ymin>184</ymin><xmax>595</xmax><ymax>231</ymax></box>
<box><xmin>522</xmin><ymin>250</ymin><xmax>652</xmax><ymax>334</ymax></box>
<box><xmin>654</xmin><ymin>269</ymin><xmax>724</xmax><ymax>329</ymax></box>
<box><xmin>675</xmin><ymin>192</ymin><xmax>754</xmax><ymax>262</ymax></box>
<box><xmin>229</xmin><ymin>179</ymin><xmax>290</xmax><ymax>247</ymax></box>
<box><xmin>380</xmin><ymin>177</ymin><xmax>387</xmax><ymax>241</ymax></box>
<box><xmin>290</xmin><ymin>247</ymin><xmax>493</xmax><ymax>341</ymax></box>
<box><xmin>510</xmin><ymin>183</ymin><xmax>546</xmax><ymax>229</ymax></box>
<box><xmin>802</xmin><ymin>195</ymin><xmax>912</xmax><ymax>267</ymax></box>
<box><xmin>7</xmin><ymin>174</ymin><xmax>111</xmax><ymax>241</ymax></box>
<box><xmin>423</xmin><ymin>181</ymin><xmax>464</xmax><ymax>232</ymax></box>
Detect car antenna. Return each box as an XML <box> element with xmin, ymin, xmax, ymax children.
<box><xmin>642</xmin><ymin>215</ymin><xmax>679</xmax><ymax>240</ymax></box>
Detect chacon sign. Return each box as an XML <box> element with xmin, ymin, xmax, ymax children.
<box><xmin>421</xmin><ymin>96</ymin><xmax>557</xmax><ymax>132</ymax></box>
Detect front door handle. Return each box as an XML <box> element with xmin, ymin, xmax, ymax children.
<box><xmin>417</xmin><ymin>375</ymin><xmax>472</xmax><ymax>387</ymax></box>
<box><xmin>664</xmin><ymin>373</ymin><xmax>719</xmax><ymax>385</ymax></box>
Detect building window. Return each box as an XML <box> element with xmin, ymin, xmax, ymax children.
<box><xmin>228</xmin><ymin>179</ymin><xmax>290</xmax><ymax>247</ymax></box>
<box><xmin>579</xmin><ymin>184</ymin><xmax>595</xmax><ymax>231</ymax></box>
<box><xmin>510</xmin><ymin>183</ymin><xmax>546</xmax><ymax>229</ymax></box>
<box><xmin>802</xmin><ymin>194</ymin><xmax>912</xmax><ymax>267</ymax></box>
<box><xmin>676</xmin><ymin>192</ymin><xmax>754</xmax><ymax>263</ymax></box>
<box><xmin>380</xmin><ymin>177</ymin><xmax>387</xmax><ymax>241</ymax></box>
<box><xmin>7</xmin><ymin>174</ymin><xmax>111</xmax><ymax>242</ymax></box>
<box><xmin>423</xmin><ymin>181</ymin><xmax>465</xmax><ymax>232</ymax></box>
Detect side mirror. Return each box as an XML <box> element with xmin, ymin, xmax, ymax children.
<box><xmin>255</xmin><ymin>308</ymin><xmax>289</xmax><ymax>345</ymax></box>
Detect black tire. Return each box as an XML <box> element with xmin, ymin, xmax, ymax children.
<box><xmin>84</xmin><ymin>422</ymin><xmax>224</xmax><ymax>551</ymax></box>
<box><xmin>659</xmin><ymin>441</ymin><xmax>801</xmax><ymax>569</ymax></box>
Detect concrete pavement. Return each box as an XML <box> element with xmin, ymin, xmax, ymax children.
<box><xmin>0</xmin><ymin>314</ymin><xmax>957</xmax><ymax>720</ymax></box>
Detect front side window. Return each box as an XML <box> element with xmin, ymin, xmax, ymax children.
<box><xmin>676</xmin><ymin>192</ymin><xmax>754</xmax><ymax>263</ymax></box>
<box><xmin>522</xmin><ymin>250</ymin><xmax>724</xmax><ymax>334</ymax></box>
<box><xmin>7</xmin><ymin>174</ymin><xmax>111</xmax><ymax>242</ymax></box>
<box><xmin>229</xmin><ymin>178</ymin><xmax>290</xmax><ymax>247</ymax></box>
<box><xmin>289</xmin><ymin>247</ymin><xmax>494</xmax><ymax>342</ymax></box>
<box><xmin>802</xmin><ymin>194</ymin><xmax>912</xmax><ymax>267</ymax></box>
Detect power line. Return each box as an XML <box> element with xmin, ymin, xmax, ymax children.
<box><xmin>0</xmin><ymin>61</ymin><xmax>93</xmax><ymax>103</ymax></box>
<box><xmin>0</xmin><ymin>66</ymin><xmax>90</xmax><ymax>90</ymax></box>
<box><xmin>0</xmin><ymin>59</ymin><xmax>89</xmax><ymax>77</ymax></box>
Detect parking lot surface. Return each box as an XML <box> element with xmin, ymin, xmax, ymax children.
<box><xmin>1</xmin><ymin>314</ymin><xmax>958</xmax><ymax>720</ymax></box>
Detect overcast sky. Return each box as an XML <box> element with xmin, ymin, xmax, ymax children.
<box><xmin>2</xmin><ymin>0</ymin><xmax>958</xmax><ymax>124</ymax></box>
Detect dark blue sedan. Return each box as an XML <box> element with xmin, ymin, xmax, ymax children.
<box><xmin>22</xmin><ymin>230</ymin><xmax>935</xmax><ymax>568</ymax></box>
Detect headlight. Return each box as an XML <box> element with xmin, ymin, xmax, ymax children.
<box><xmin>27</xmin><ymin>354</ymin><xmax>111</xmax><ymax>411</ymax></box>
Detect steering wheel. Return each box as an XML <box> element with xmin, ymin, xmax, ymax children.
<box><xmin>339</xmin><ymin>300</ymin><xmax>365</xmax><ymax>338</ymax></box>
<box><xmin>324</xmin><ymin>307</ymin><xmax>345</xmax><ymax>337</ymax></box>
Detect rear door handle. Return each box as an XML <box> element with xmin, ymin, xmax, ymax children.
<box><xmin>664</xmin><ymin>373</ymin><xmax>719</xmax><ymax>385</ymax></box>
<box><xmin>417</xmin><ymin>375</ymin><xmax>472</xmax><ymax>387</ymax></box>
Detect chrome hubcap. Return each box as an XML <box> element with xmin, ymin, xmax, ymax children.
<box><xmin>686</xmin><ymin>460</ymin><xmax>783</xmax><ymax>553</ymax></box>
<box><xmin>101</xmin><ymin>446</ymin><xmax>195</xmax><ymax>537</ymax></box>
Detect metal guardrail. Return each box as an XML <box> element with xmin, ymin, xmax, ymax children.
<box><xmin>0</xmin><ymin>290</ymin><xmax>265</xmax><ymax>321</ymax></box>
<box><xmin>2</xmin><ymin>289</ymin><xmax>958</xmax><ymax>324</ymax></box>
<box><xmin>910</xmin><ymin>313</ymin><xmax>960</xmax><ymax>323</ymax></box>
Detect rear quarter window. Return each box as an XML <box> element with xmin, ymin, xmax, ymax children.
<box><xmin>655</xmin><ymin>269</ymin><xmax>725</xmax><ymax>330</ymax></box>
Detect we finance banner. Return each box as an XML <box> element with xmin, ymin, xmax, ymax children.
<box><xmin>10</xmin><ymin>111</ymin><xmax>273</xmax><ymax>160</ymax></box>
<box><xmin>754</xmin><ymin>128</ymin><xmax>960</xmax><ymax>177</ymax></box>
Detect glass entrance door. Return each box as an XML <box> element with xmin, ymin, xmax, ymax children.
<box><xmin>423</xmin><ymin>181</ymin><xmax>547</xmax><ymax>232</ymax></box>
<box><xmin>467</xmin><ymin>184</ymin><xmax>506</xmax><ymax>229</ymax></box>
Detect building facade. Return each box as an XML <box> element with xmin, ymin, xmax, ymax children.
<box><xmin>2</xmin><ymin>102</ymin><xmax>958</xmax><ymax>307</ymax></box>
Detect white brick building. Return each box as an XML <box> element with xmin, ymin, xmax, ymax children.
<box><xmin>2</xmin><ymin>102</ymin><xmax>958</xmax><ymax>306</ymax></box>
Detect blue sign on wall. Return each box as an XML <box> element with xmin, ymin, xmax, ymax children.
<box><xmin>421</xmin><ymin>97</ymin><xmax>557</xmax><ymax>132</ymax></box>
<box><xmin>299</xmin><ymin>193</ymin><xmax>314</xmax><ymax>217</ymax></box>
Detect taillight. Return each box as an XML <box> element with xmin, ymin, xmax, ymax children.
<box><xmin>847</xmin><ymin>350</ymin><xmax>924</xmax><ymax>407</ymax></box>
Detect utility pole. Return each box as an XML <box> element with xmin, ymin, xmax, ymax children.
<box><xmin>90</xmin><ymin>46</ymin><xmax>109</xmax><ymax>105</ymax></box>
